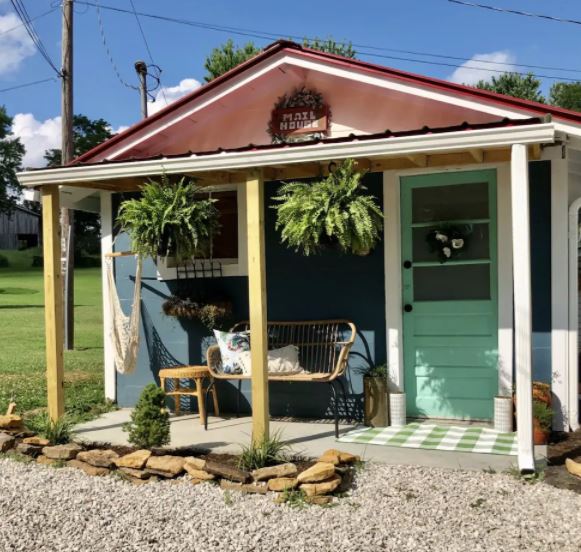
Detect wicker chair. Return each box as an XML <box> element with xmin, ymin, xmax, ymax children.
<box><xmin>205</xmin><ymin>319</ymin><xmax>357</xmax><ymax>437</ymax></box>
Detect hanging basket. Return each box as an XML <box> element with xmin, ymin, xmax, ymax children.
<box><xmin>162</xmin><ymin>296</ymin><xmax>233</xmax><ymax>330</ymax></box>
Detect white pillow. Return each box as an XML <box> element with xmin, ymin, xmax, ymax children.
<box><xmin>238</xmin><ymin>345</ymin><xmax>302</xmax><ymax>376</ymax></box>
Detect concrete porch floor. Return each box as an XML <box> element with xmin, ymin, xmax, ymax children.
<box><xmin>73</xmin><ymin>409</ymin><xmax>543</xmax><ymax>472</ymax></box>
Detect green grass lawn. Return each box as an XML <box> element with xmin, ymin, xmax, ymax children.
<box><xmin>0</xmin><ymin>248</ymin><xmax>112</xmax><ymax>422</ymax></box>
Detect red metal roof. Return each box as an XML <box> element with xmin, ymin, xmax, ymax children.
<box><xmin>73</xmin><ymin>40</ymin><xmax>576</xmax><ymax>165</ymax></box>
<box><xmin>67</xmin><ymin>116</ymin><xmax>544</xmax><ymax>168</ymax></box>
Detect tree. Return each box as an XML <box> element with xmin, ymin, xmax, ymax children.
<box><xmin>203</xmin><ymin>37</ymin><xmax>357</xmax><ymax>82</ymax></box>
<box><xmin>44</xmin><ymin>114</ymin><xmax>112</xmax><ymax>166</ymax></box>
<box><xmin>0</xmin><ymin>106</ymin><xmax>25</xmax><ymax>214</ymax></box>
<box><xmin>44</xmin><ymin>114</ymin><xmax>113</xmax><ymax>256</ymax></box>
<box><xmin>302</xmin><ymin>37</ymin><xmax>356</xmax><ymax>59</ymax></box>
<box><xmin>474</xmin><ymin>73</ymin><xmax>545</xmax><ymax>103</ymax></box>
<box><xmin>203</xmin><ymin>39</ymin><xmax>261</xmax><ymax>82</ymax></box>
<box><xmin>549</xmin><ymin>82</ymin><xmax>581</xmax><ymax>111</ymax></box>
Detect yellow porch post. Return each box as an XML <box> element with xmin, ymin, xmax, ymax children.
<box><xmin>245</xmin><ymin>169</ymin><xmax>269</xmax><ymax>442</ymax></box>
<box><xmin>41</xmin><ymin>186</ymin><xmax>64</xmax><ymax>421</ymax></box>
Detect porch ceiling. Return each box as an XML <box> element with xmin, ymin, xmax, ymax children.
<box><xmin>17</xmin><ymin>117</ymin><xmax>556</xmax><ymax>192</ymax></box>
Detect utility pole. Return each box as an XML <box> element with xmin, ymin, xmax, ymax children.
<box><xmin>61</xmin><ymin>0</ymin><xmax>74</xmax><ymax>350</ymax></box>
<box><xmin>134</xmin><ymin>61</ymin><xmax>148</xmax><ymax>118</ymax></box>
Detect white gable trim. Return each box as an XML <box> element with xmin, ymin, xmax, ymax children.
<box><xmin>286</xmin><ymin>54</ymin><xmax>530</xmax><ymax>121</ymax></box>
<box><xmin>106</xmin><ymin>52</ymin><xmax>292</xmax><ymax>161</ymax></box>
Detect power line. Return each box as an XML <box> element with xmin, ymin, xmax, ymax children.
<box><xmin>127</xmin><ymin>0</ymin><xmax>167</xmax><ymax>103</ymax></box>
<box><xmin>9</xmin><ymin>0</ymin><xmax>61</xmax><ymax>76</ymax></box>
<box><xmin>73</xmin><ymin>0</ymin><xmax>581</xmax><ymax>82</ymax></box>
<box><xmin>94</xmin><ymin>0</ymin><xmax>138</xmax><ymax>90</ymax></box>
<box><xmin>448</xmin><ymin>0</ymin><xmax>581</xmax><ymax>26</ymax></box>
<box><xmin>0</xmin><ymin>6</ymin><xmax>57</xmax><ymax>37</ymax></box>
<box><xmin>0</xmin><ymin>76</ymin><xmax>56</xmax><ymax>93</ymax></box>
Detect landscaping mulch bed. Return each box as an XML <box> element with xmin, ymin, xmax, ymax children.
<box><xmin>545</xmin><ymin>428</ymin><xmax>581</xmax><ymax>494</ymax></box>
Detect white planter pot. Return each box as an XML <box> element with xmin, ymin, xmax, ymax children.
<box><xmin>389</xmin><ymin>393</ymin><xmax>406</xmax><ymax>427</ymax></box>
<box><xmin>494</xmin><ymin>396</ymin><xmax>513</xmax><ymax>433</ymax></box>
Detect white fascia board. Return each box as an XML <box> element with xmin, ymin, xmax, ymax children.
<box><xmin>17</xmin><ymin>123</ymin><xmax>557</xmax><ymax>188</ymax></box>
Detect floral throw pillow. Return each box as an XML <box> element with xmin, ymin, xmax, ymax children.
<box><xmin>213</xmin><ymin>330</ymin><xmax>250</xmax><ymax>374</ymax></box>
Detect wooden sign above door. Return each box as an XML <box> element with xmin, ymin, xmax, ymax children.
<box><xmin>271</xmin><ymin>105</ymin><xmax>329</xmax><ymax>137</ymax></box>
<box><xmin>268</xmin><ymin>87</ymin><xmax>331</xmax><ymax>143</ymax></box>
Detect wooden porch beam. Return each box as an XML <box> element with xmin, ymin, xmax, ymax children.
<box><xmin>246</xmin><ymin>169</ymin><xmax>269</xmax><ymax>443</ymax></box>
<box><xmin>41</xmin><ymin>186</ymin><xmax>64</xmax><ymax>421</ymax></box>
<box><xmin>467</xmin><ymin>148</ymin><xmax>484</xmax><ymax>163</ymax></box>
<box><xmin>406</xmin><ymin>154</ymin><xmax>428</xmax><ymax>167</ymax></box>
<box><xmin>510</xmin><ymin>143</ymin><xmax>535</xmax><ymax>473</ymax></box>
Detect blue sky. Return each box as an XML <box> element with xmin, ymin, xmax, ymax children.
<box><xmin>1</xmin><ymin>0</ymin><xmax>581</xmax><ymax>166</ymax></box>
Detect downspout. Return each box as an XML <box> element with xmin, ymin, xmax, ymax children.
<box><xmin>568</xmin><ymin>198</ymin><xmax>581</xmax><ymax>431</ymax></box>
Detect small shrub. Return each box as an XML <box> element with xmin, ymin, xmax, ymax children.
<box><xmin>238</xmin><ymin>431</ymin><xmax>290</xmax><ymax>470</ymax></box>
<box><xmin>27</xmin><ymin>413</ymin><xmax>73</xmax><ymax>444</ymax></box>
<box><xmin>123</xmin><ymin>384</ymin><xmax>170</xmax><ymax>448</ymax></box>
<box><xmin>363</xmin><ymin>363</ymin><xmax>388</xmax><ymax>378</ymax></box>
<box><xmin>0</xmin><ymin>254</ymin><xmax>9</xmax><ymax>268</ymax></box>
<box><xmin>533</xmin><ymin>399</ymin><xmax>553</xmax><ymax>430</ymax></box>
<box><xmin>31</xmin><ymin>255</ymin><xmax>43</xmax><ymax>267</ymax></box>
<box><xmin>281</xmin><ymin>488</ymin><xmax>308</xmax><ymax>509</ymax></box>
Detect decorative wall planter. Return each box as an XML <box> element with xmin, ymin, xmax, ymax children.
<box><xmin>363</xmin><ymin>377</ymin><xmax>389</xmax><ymax>427</ymax></box>
<box><xmin>494</xmin><ymin>396</ymin><xmax>513</xmax><ymax>433</ymax></box>
<box><xmin>389</xmin><ymin>392</ymin><xmax>406</xmax><ymax>427</ymax></box>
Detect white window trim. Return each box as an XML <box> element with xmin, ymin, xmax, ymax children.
<box><xmin>156</xmin><ymin>183</ymin><xmax>248</xmax><ymax>280</ymax></box>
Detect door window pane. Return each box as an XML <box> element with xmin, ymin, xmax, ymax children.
<box><xmin>413</xmin><ymin>264</ymin><xmax>491</xmax><ymax>301</ymax></box>
<box><xmin>412</xmin><ymin>182</ymin><xmax>488</xmax><ymax>223</ymax></box>
<box><xmin>412</xmin><ymin>223</ymin><xmax>490</xmax><ymax>263</ymax></box>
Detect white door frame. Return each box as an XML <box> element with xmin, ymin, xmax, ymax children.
<box><xmin>383</xmin><ymin>163</ymin><xmax>513</xmax><ymax>397</ymax></box>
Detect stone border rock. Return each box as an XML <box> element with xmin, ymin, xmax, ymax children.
<box><xmin>1</xmin><ymin>417</ymin><xmax>360</xmax><ymax>507</ymax></box>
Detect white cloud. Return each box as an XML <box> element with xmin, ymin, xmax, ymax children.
<box><xmin>148</xmin><ymin>78</ymin><xmax>201</xmax><ymax>115</ymax></box>
<box><xmin>447</xmin><ymin>51</ymin><xmax>516</xmax><ymax>85</ymax></box>
<box><xmin>0</xmin><ymin>12</ymin><xmax>36</xmax><ymax>75</ymax></box>
<box><xmin>11</xmin><ymin>113</ymin><xmax>61</xmax><ymax>168</ymax></box>
<box><xmin>109</xmin><ymin>124</ymin><xmax>129</xmax><ymax>135</ymax></box>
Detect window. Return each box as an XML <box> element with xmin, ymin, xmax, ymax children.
<box><xmin>156</xmin><ymin>185</ymin><xmax>247</xmax><ymax>280</ymax></box>
<box><xmin>210</xmin><ymin>190</ymin><xmax>238</xmax><ymax>259</ymax></box>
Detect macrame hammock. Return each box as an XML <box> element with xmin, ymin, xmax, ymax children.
<box><xmin>104</xmin><ymin>253</ymin><xmax>142</xmax><ymax>375</ymax></box>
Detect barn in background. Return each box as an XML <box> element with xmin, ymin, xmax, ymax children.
<box><xmin>0</xmin><ymin>206</ymin><xmax>40</xmax><ymax>250</ymax></box>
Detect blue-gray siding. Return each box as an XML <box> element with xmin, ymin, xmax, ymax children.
<box><xmin>114</xmin><ymin>173</ymin><xmax>386</xmax><ymax>418</ymax></box>
<box><xmin>113</xmin><ymin>164</ymin><xmax>553</xmax><ymax>417</ymax></box>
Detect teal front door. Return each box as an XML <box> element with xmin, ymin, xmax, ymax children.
<box><xmin>401</xmin><ymin>169</ymin><xmax>498</xmax><ymax>421</ymax></box>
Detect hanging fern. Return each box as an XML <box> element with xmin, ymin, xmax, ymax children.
<box><xmin>117</xmin><ymin>175</ymin><xmax>220</xmax><ymax>261</ymax></box>
<box><xmin>272</xmin><ymin>159</ymin><xmax>383</xmax><ymax>256</ymax></box>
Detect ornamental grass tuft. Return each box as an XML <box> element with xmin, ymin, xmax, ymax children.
<box><xmin>26</xmin><ymin>413</ymin><xmax>73</xmax><ymax>445</ymax></box>
<box><xmin>238</xmin><ymin>431</ymin><xmax>291</xmax><ymax>470</ymax></box>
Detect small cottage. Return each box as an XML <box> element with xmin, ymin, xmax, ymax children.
<box><xmin>18</xmin><ymin>40</ymin><xmax>581</xmax><ymax>471</ymax></box>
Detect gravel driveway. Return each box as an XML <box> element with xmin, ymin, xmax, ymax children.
<box><xmin>1</xmin><ymin>458</ymin><xmax>580</xmax><ymax>552</ymax></box>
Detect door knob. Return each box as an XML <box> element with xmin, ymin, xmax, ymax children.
<box><xmin>404</xmin><ymin>304</ymin><xmax>413</xmax><ymax>313</ymax></box>
<box><xmin>403</xmin><ymin>260</ymin><xmax>412</xmax><ymax>269</ymax></box>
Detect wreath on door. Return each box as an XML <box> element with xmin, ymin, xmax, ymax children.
<box><xmin>426</xmin><ymin>225</ymin><xmax>472</xmax><ymax>263</ymax></box>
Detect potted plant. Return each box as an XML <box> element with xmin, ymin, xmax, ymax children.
<box><xmin>272</xmin><ymin>158</ymin><xmax>383</xmax><ymax>256</ymax></box>
<box><xmin>116</xmin><ymin>175</ymin><xmax>220</xmax><ymax>263</ymax></box>
<box><xmin>362</xmin><ymin>363</ymin><xmax>389</xmax><ymax>427</ymax></box>
<box><xmin>532</xmin><ymin>399</ymin><xmax>552</xmax><ymax>445</ymax></box>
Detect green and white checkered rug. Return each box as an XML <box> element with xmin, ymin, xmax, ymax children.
<box><xmin>338</xmin><ymin>422</ymin><xmax>517</xmax><ymax>456</ymax></box>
